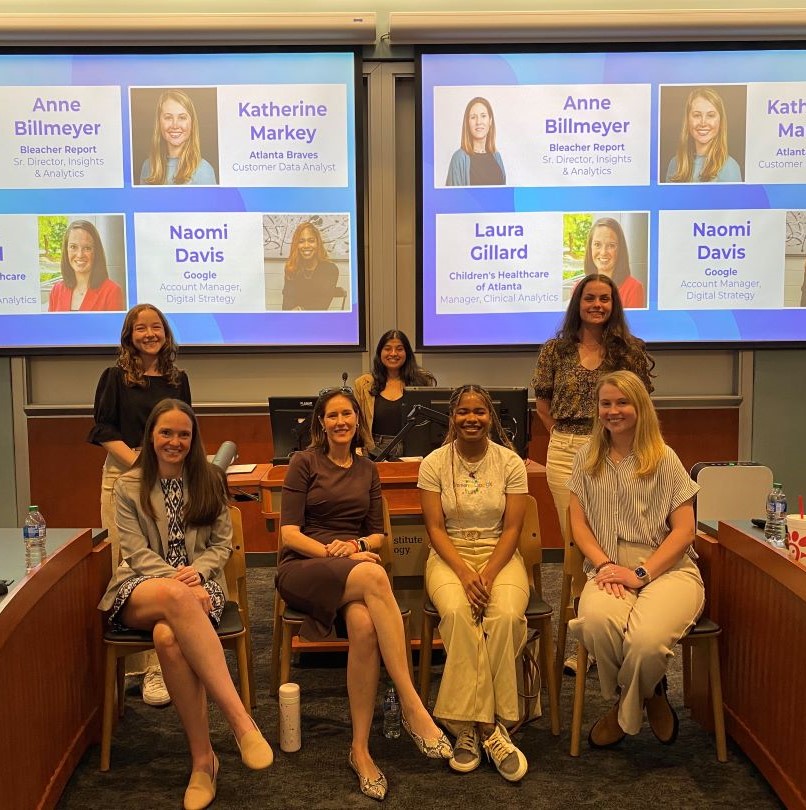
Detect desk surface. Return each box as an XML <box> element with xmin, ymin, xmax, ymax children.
<box><xmin>0</xmin><ymin>527</ymin><xmax>105</xmax><ymax>608</ymax></box>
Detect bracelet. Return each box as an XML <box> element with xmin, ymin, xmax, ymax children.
<box><xmin>357</xmin><ymin>537</ymin><xmax>369</xmax><ymax>552</ymax></box>
<box><xmin>594</xmin><ymin>560</ymin><xmax>615</xmax><ymax>573</ymax></box>
<box><xmin>349</xmin><ymin>539</ymin><xmax>360</xmax><ymax>552</ymax></box>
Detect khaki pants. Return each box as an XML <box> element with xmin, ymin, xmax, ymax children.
<box><xmin>545</xmin><ymin>430</ymin><xmax>590</xmax><ymax>545</ymax></box>
<box><xmin>426</xmin><ymin>546</ymin><xmax>529</xmax><ymax>730</ymax></box>
<box><xmin>570</xmin><ymin>541</ymin><xmax>704</xmax><ymax>734</ymax></box>
<box><xmin>101</xmin><ymin>453</ymin><xmax>157</xmax><ymax>675</ymax></box>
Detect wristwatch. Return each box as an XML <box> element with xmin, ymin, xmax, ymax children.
<box><xmin>357</xmin><ymin>537</ymin><xmax>369</xmax><ymax>553</ymax></box>
<box><xmin>634</xmin><ymin>566</ymin><xmax>651</xmax><ymax>587</ymax></box>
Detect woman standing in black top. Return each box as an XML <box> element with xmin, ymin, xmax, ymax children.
<box><xmin>88</xmin><ymin>303</ymin><xmax>191</xmax><ymax>706</ymax></box>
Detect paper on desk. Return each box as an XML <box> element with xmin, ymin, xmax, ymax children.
<box><xmin>226</xmin><ymin>464</ymin><xmax>257</xmax><ymax>474</ymax></box>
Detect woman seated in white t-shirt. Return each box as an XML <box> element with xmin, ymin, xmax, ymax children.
<box><xmin>418</xmin><ymin>384</ymin><xmax>530</xmax><ymax>783</ymax></box>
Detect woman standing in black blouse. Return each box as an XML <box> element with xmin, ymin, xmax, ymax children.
<box><xmin>88</xmin><ymin>303</ymin><xmax>191</xmax><ymax>706</ymax></box>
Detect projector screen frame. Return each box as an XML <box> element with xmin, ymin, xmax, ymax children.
<box><xmin>0</xmin><ymin>44</ymin><xmax>367</xmax><ymax>356</ymax></box>
<box><xmin>415</xmin><ymin>41</ymin><xmax>806</xmax><ymax>352</ymax></box>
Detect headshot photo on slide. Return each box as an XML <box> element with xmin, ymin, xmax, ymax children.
<box><xmin>130</xmin><ymin>87</ymin><xmax>220</xmax><ymax>186</ymax></box>
<box><xmin>445</xmin><ymin>95</ymin><xmax>507</xmax><ymax>187</ymax></box>
<box><xmin>659</xmin><ymin>85</ymin><xmax>747</xmax><ymax>183</ymax></box>
<box><xmin>262</xmin><ymin>213</ymin><xmax>351</xmax><ymax>312</ymax></box>
<box><xmin>40</xmin><ymin>215</ymin><xmax>127</xmax><ymax>312</ymax></box>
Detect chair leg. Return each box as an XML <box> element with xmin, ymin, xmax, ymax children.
<box><xmin>234</xmin><ymin>636</ymin><xmax>252</xmax><ymax>714</ymax></box>
<box><xmin>539</xmin><ymin>618</ymin><xmax>561</xmax><ymax>736</ymax></box>
<box><xmin>682</xmin><ymin>641</ymin><xmax>692</xmax><ymax>707</ymax></box>
<box><xmin>555</xmin><ymin>573</ymin><xmax>572</xmax><ymax>692</ymax></box>
<box><xmin>707</xmin><ymin>637</ymin><xmax>728</xmax><ymax>763</ymax></box>
<box><xmin>241</xmin><ymin>607</ymin><xmax>257</xmax><ymax>709</ymax></box>
<box><xmin>279</xmin><ymin>621</ymin><xmax>294</xmax><ymax>688</ymax></box>
<box><xmin>403</xmin><ymin>613</ymin><xmax>414</xmax><ymax>684</ymax></box>
<box><xmin>418</xmin><ymin>615</ymin><xmax>435</xmax><ymax>704</ymax></box>
<box><xmin>569</xmin><ymin>644</ymin><xmax>588</xmax><ymax>757</ymax></box>
<box><xmin>100</xmin><ymin>646</ymin><xmax>118</xmax><ymax>772</ymax></box>
<box><xmin>116</xmin><ymin>656</ymin><xmax>126</xmax><ymax>718</ymax></box>
<box><xmin>269</xmin><ymin>596</ymin><xmax>283</xmax><ymax>696</ymax></box>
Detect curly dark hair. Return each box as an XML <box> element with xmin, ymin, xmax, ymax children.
<box><xmin>117</xmin><ymin>303</ymin><xmax>183</xmax><ymax>388</ymax></box>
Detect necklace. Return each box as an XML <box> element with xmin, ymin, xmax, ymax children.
<box><xmin>454</xmin><ymin>441</ymin><xmax>489</xmax><ymax>479</ymax></box>
<box><xmin>327</xmin><ymin>454</ymin><xmax>353</xmax><ymax>469</ymax></box>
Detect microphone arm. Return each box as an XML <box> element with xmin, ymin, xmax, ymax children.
<box><xmin>373</xmin><ymin>404</ymin><xmax>449</xmax><ymax>463</ymax></box>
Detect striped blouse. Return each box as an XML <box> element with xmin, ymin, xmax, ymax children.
<box><xmin>567</xmin><ymin>443</ymin><xmax>699</xmax><ymax>575</ymax></box>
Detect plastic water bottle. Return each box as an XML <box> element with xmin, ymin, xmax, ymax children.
<box><xmin>23</xmin><ymin>505</ymin><xmax>47</xmax><ymax>571</ymax></box>
<box><xmin>382</xmin><ymin>685</ymin><xmax>401</xmax><ymax>739</ymax></box>
<box><xmin>764</xmin><ymin>482</ymin><xmax>787</xmax><ymax>548</ymax></box>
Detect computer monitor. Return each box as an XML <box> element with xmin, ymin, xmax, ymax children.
<box><xmin>398</xmin><ymin>387</ymin><xmax>531</xmax><ymax>459</ymax></box>
<box><xmin>268</xmin><ymin>396</ymin><xmax>316</xmax><ymax>464</ymax></box>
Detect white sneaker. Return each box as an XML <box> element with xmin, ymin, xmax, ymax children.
<box><xmin>449</xmin><ymin>724</ymin><xmax>482</xmax><ymax>773</ymax></box>
<box><xmin>482</xmin><ymin>723</ymin><xmax>528</xmax><ymax>782</ymax></box>
<box><xmin>142</xmin><ymin>666</ymin><xmax>171</xmax><ymax>706</ymax></box>
<box><xmin>563</xmin><ymin>651</ymin><xmax>595</xmax><ymax>677</ymax></box>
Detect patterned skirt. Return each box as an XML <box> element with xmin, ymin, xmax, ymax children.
<box><xmin>108</xmin><ymin>574</ymin><xmax>226</xmax><ymax>630</ymax></box>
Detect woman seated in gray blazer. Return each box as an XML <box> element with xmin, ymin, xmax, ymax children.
<box><xmin>98</xmin><ymin>398</ymin><xmax>272</xmax><ymax>810</ymax></box>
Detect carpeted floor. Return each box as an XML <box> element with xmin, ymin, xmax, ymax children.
<box><xmin>58</xmin><ymin>564</ymin><xmax>783</xmax><ymax>810</ymax></box>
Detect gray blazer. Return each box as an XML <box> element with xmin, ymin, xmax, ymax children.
<box><xmin>98</xmin><ymin>467</ymin><xmax>232</xmax><ymax>611</ymax></box>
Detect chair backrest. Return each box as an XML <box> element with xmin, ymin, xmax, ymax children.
<box><xmin>517</xmin><ymin>495</ymin><xmax>544</xmax><ymax>599</ymax></box>
<box><xmin>224</xmin><ymin>505</ymin><xmax>248</xmax><ymax>608</ymax></box>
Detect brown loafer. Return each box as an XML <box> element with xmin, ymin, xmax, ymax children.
<box><xmin>645</xmin><ymin>676</ymin><xmax>679</xmax><ymax>745</ymax></box>
<box><xmin>588</xmin><ymin>701</ymin><xmax>625</xmax><ymax>748</ymax></box>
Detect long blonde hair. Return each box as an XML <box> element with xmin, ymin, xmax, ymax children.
<box><xmin>584</xmin><ymin>370</ymin><xmax>665</xmax><ymax>478</ymax></box>
<box><xmin>143</xmin><ymin>89</ymin><xmax>203</xmax><ymax>186</ymax></box>
<box><xmin>669</xmin><ymin>87</ymin><xmax>730</xmax><ymax>183</ymax></box>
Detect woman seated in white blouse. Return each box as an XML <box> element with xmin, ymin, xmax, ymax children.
<box><xmin>568</xmin><ymin>370</ymin><xmax>704</xmax><ymax>749</ymax></box>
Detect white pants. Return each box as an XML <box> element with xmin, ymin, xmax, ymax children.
<box><xmin>426</xmin><ymin>546</ymin><xmax>529</xmax><ymax>730</ymax></box>
<box><xmin>545</xmin><ymin>430</ymin><xmax>590</xmax><ymax>546</ymax></box>
<box><xmin>570</xmin><ymin>541</ymin><xmax>704</xmax><ymax>734</ymax></box>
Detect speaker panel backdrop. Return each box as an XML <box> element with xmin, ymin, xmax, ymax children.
<box><xmin>0</xmin><ymin>50</ymin><xmax>362</xmax><ymax>352</ymax></box>
<box><xmin>419</xmin><ymin>47</ymin><xmax>806</xmax><ymax>348</ymax></box>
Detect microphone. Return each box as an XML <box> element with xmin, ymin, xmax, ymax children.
<box><xmin>211</xmin><ymin>441</ymin><xmax>238</xmax><ymax>471</ymax></box>
<box><xmin>341</xmin><ymin>371</ymin><xmax>349</xmax><ymax>389</ymax></box>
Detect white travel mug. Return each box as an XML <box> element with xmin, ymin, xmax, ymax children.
<box><xmin>278</xmin><ymin>682</ymin><xmax>302</xmax><ymax>752</ymax></box>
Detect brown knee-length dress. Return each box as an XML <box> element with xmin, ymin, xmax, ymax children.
<box><xmin>277</xmin><ymin>449</ymin><xmax>383</xmax><ymax>639</ymax></box>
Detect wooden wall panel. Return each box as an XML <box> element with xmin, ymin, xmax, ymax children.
<box><xmin>27</xmin><ymin>406</ymin><xmax>737</xmax><ymax>552</ymax></box>
<box><xmin>527</xmin><ymin>407</ymin><xmax>739</xmax><ymax>471</ymax></box>
<box><xmin>27</xmin><ymin>413</ymin><xmax>273</xmax><ymax>551</ymax></box>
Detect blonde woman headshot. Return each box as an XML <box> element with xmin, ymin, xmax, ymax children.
<box><xmin>445</xmin><ymin>96</ymin><xmax>506</xmax><ymax>186</ymax></box>
<box><xmin>665</xmin><ymin>87</ymin><xmax>742</xmax><ymax>183</ymax></box>
<box><xmin>140</xmin><ymin>89</ymin><xmax>217</xmax><ymax>186</ymax></box>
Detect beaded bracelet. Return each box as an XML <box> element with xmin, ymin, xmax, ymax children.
<box><xmin>594</xmin><ymin>560</ymin><xmax>615</xmax><ymax>573</ymax></box>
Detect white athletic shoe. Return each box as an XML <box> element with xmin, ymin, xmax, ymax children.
<box><xmin>142</xmin><ymin>665</ymin><xmax>171</xmax><ymax>706</ymax></box>
<box><xmin>482</xmin><ymin>723</ymin><xmax>528</xmax><ymax>782</ymax></box>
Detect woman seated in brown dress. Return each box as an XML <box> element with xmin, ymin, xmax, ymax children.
<box><xmin>98</xmin><ymin>399</ymin><xmax>272</xmax><ymax>810</ymax></box>
<box><xmin>277</xmin><ymin>387</ymin><xmax>451</xmax><ymax>801</ymax></box>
